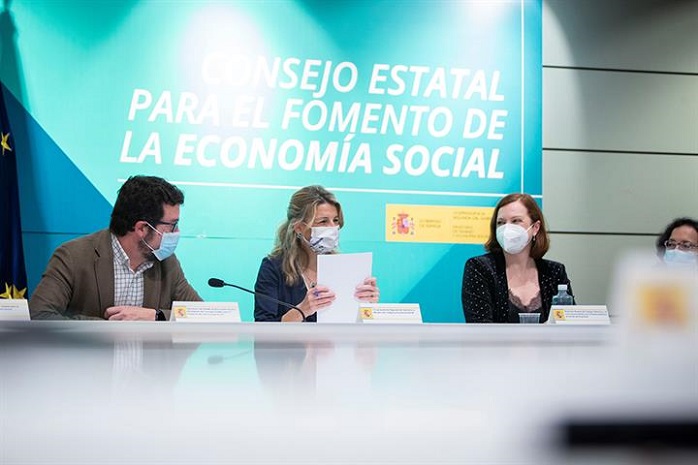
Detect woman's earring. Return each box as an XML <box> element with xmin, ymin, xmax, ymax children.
<box><xmin>532</xmin><ymin>235</ymin><xmax>537</xmax><ymax>243</ymax></box>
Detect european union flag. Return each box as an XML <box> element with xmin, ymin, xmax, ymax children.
<box><xmin>0</xmin><ymin>83</ymin><xmax>27</xmax><ymax>299</ymax></box>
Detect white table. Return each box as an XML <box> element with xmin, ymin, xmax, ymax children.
<box><xmin>1</xmin><ymin>321</ymin><xmax>696</xmax><ymax>464</ymax></box>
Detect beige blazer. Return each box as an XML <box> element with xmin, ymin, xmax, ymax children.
<box><xmin>29</xmin><ymin>229</ymin><xmax>201</xmax><ymax>320</ymax></box>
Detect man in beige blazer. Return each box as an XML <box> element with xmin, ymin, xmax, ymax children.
<box><xmin>29</xmin><ymin>176</ymin><xmax>201</xmax><ymax>320</ymax></box>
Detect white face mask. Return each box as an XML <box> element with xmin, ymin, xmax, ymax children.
<box><xmin>496</xmin><ymin>223</ymin><xmax>533</xmax><ymax>255</ymax></box>
<box><xmin>143</xmin><ymin>223</ymin><xmax>180</xmax><ymax>261</ymax></box>
<box><xmin>664</xmin><ymin>249</ymin><xmax>697</xmax><ymax>268</ymax></box>
<box><xmin>301</xmin><ymin>226</ymin><xmax>340</xmax><ymax>254</ymax></box>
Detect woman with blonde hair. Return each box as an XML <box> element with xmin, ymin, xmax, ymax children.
<box><xmin>254</xmin><ymin>185</ymin><xmax>379</xmax><ymax>322</ymax></box>
<box><xmin>461</xmin><ymin>193</ymin><xmax>573</xmax><ymax>323</ymax></box>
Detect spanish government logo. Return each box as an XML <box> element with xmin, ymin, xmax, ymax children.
<box><xmin>391</xmin><ymin>212</ymin><xmax>415</xmax><ymax>236</ymax></box>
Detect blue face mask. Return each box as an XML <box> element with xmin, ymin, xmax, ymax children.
<box><xmin>143</xmin><ymin>223</ymin><xmax>180</xmax><ymax>261</ymax></box>
<box><xmin>664</xmin><ymin>249</ymin><xmax>697</xmax><ymax>268</ymax></box>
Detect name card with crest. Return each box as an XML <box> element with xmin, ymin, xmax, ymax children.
<box><xmin>171</xmin><ymin>301</ymin><xmax>241</xmax><ymax>322</ymax></box>
<box><xmin>547</xmin><ymin>305</ymin><xmax>610</xmax><ymax>325</ymax></box>
<box><xmin>0</xmin><ymin>299</ymin><xmax>30</xmax><ymax>321</ymax></box>
<box><xmin>609</xmin><ymin>252</ymin><xmax>698</xmax><ymax>358</ymax></box>
<box><xmin>358</xmin><ymin>303</ymin><xmax>422</xmax><ymax>324</ymax></box>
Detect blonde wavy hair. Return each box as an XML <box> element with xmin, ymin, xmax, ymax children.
<box><xmin>270</xmin><ymin>185</ymin><xmax>344</xmax><ymax>286</ymax></box>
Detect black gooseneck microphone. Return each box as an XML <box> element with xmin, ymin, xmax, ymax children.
<box><xmin>208</xmin><ymin>278</ymin><xmax>307</xmax><ymax>321</ymax></box>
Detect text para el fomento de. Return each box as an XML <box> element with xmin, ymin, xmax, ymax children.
<box><xmin>119</xmin><ymin>55</ymin><xmax>510</xmax><ymax>179</ymax></box>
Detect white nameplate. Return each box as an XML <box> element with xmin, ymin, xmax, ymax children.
<box><xmin>171</xmin><ymin>301</ymin><xmax>241</xmax><ymax>323</ymax></box>
<box><xmin>0</xmin><ymin>299</ymin><xmax>30</xmax><ymax>321</ymax></box>
<box><xmin>358</xmin><ymin>303</ymin><xmax>422</xmax><ymax>324</ymax></box>
<box><xmin>547</xmin><ymin>305</ymin><xmax>610</xmax><ymax>325</ymax></box>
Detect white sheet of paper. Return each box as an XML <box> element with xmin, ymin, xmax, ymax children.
<box><xmin>316</xmin><ymin>252</ymin><xmax>372</xmax><ymax>323</ymax></box>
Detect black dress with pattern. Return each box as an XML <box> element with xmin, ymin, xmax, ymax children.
<box><xmin>461</xmin><ymin>252</ymin><xmax>573</xmax><ymax>323</ymax></box>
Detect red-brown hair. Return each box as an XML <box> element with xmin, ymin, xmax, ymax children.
<box><xmin>484</xmin><ymin>193</ymin><xmax>550</xmax><ymax>259</ymax></box>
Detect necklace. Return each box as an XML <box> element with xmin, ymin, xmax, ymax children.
<box><xmin>302</xmin><ymin>271</ymin><xmax>317</xmax><ymax>289</ymax></box>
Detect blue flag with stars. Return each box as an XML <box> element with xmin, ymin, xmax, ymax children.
<box><xmin>0</xmin><ymin>83</ymin><xmax>27</xmax><ymax>299</ymax></box>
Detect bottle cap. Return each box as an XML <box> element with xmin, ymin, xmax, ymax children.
<box><xmin>558</xmin><ymin>284</ymin><xmax>567</xmax><ymax>291</ymax></box>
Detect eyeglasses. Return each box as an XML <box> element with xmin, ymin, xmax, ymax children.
<box><xmin>156</xmin><ymin>220</ymin><xmax>179</xmax><ymax>233</ymax></box>
<box><xmin>664</xmin><ymin>240</ymin><xmax>698</xmax><ymax>252</ymax></box>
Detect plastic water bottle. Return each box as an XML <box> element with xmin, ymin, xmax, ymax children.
<box><xmin>551</xmin><ymin>284</ymin><xmax>573</xmax><ymax>306</ymax></box>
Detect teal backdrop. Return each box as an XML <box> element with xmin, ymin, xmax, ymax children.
<box><xmin>2</xmin><ymin>0</ymin><xmax>542</xmax><ymax>322</ymax></box>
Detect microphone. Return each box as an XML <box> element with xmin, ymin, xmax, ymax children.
<box><xmin>208</xmin><ymin>277</ymin><xmax>307</xmax><ymax>320</ymax></box>
<box><xmin>208</xmin><ymin>278</ymin><xmax>227</xmax><ymax>288</ymax></box>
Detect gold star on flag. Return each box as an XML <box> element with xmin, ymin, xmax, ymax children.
<box><xmin>1</xmin><ymin>132</ymin><xmax>12</xmax><ymax>156</ymax></box>
<box><xmin>0</xmin><ymin>283</ymin><xmax>26</xmax><ymax>299</ymax></box>
<box><xmin>0</xmin><ymin>283</ymin><xmax>12</xmax><ymax>298</ymax></box>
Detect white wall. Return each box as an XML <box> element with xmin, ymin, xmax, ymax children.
<box><xmin>542</xmin><ymin>0</ymin><xmax>698</xmax><ymax>307</ymax></box>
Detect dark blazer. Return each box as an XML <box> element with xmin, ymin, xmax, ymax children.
<box><xmin>29</xmin><ymin>229</ymin><xmax>201</xmax><ymax>320</ymax></box>
<box><xmin>254</xmin><ymin>256</ymin><xmax>315</xmax><ymax>322</ymax></box>
<box><xmin>461</xmin><ymin>252</ymin><xmax>573</xmax><ymax>323</ymax></box>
